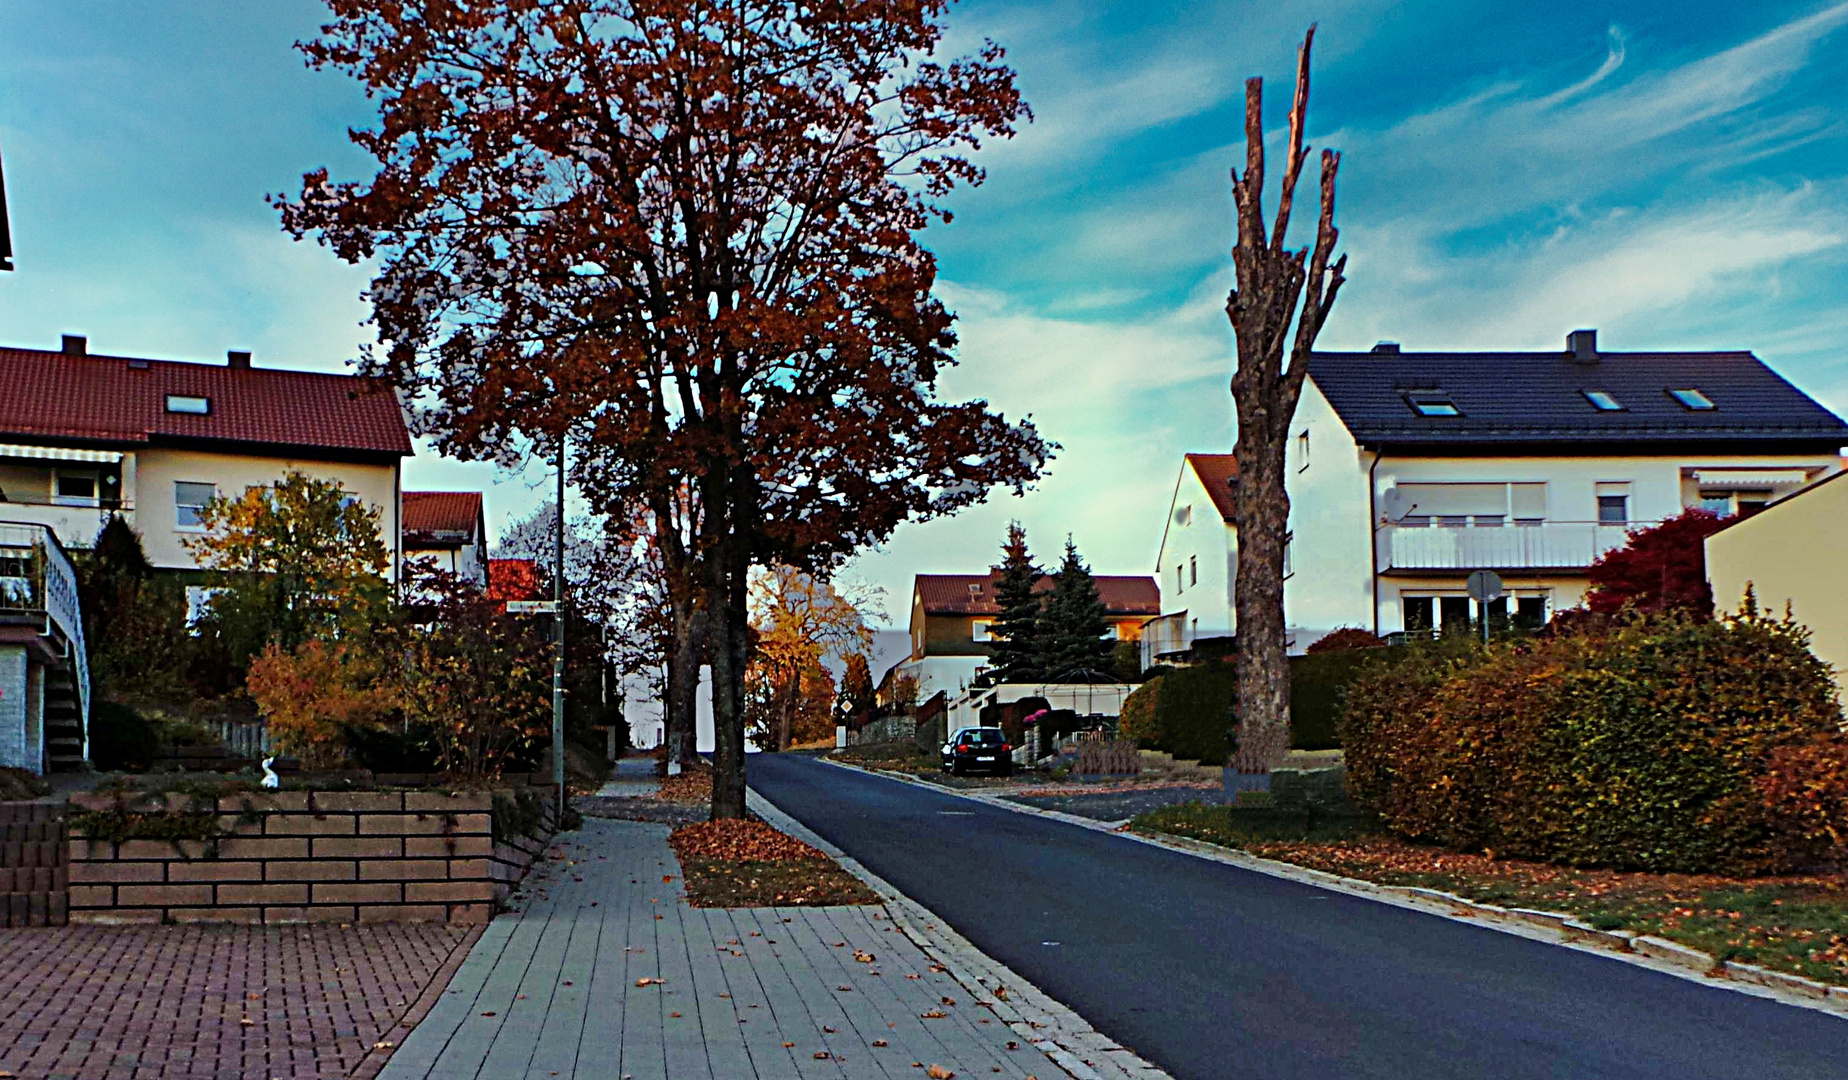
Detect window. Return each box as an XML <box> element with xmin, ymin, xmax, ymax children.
<box><xmin>1296</xmin><ymin>430</ymin><xmax>1310</xmax><ymax>471</ymax></box>
<box><xmin>1668</xmin><ymin>388</ymin><xmax>1716</xmax><ymax>410</ymax></box>
<box><xmin>1283</xmin><ymin>534</ymin><xmax>1293</xmax><ymax>579</ymax></box>
<box><xmin>165</xmin><ymin>394</ymin><xmax>210</xmax><ymax>415</ymax></box>
<box><xmin>1406</xmin><ymin>391</ymin><xmax>1461</xmax><ymax>417</ymax></box>
<box><xmin>967</xmin><ymin>582</ymin><xmax>982</xmax><ymax>596</ymax></box>
<box><xmin>1597</xmin><ymin>495</ymin><xmax>1629</xmax><ymax>524</ymax></box>
<box><xmin>971</xmin><ymin>620</ymin><xmax>993</xmax><ymax>643</ymax></box>
<box><xmin>1475</xmin><ymin>514</ymin><xmax>1505</xmax><ymax>528</ymax></box>
<box><xmin>1439</xmin><ymin>597</ymin><xmax>1472</xmax><ymax>631</ymax></box>
<box><xmin>1584</xmin><ymin>390</ymin><xmax>1624</xmax><ymax>411</ymax></box>
<box><xmin>1438</xmin><ymin>515</ymin><xmax>1469</xmax><ymax>528</ymax></box>
<box><xmin>52</xmin><ymin>471</ymin><xmax>98</xmax><ymax>507</ymax></box>
<box><xmin>1398</xmin><ymin>514</ymin><xmax>1431</xmax><ymax>527</ymax></box>
<box><xmin>1514</xmin><ymin>596</ymin><xmax>1548</xmax><ymax>630</ymax></box>
<box><xmin>1189</xmin><ymin>555</ymin><xmax>1197</xmax><ymax>586</ymax></box>
<box><xmin>1176</xmin><ymin>565</ymin><xmax>1184</xmax><ymax>595</ymax></box>
<box><xmin>175</xmin><ymin>481</ymin><xmax>216</xmax><ymax>529</ymax></box>
<box><xmin>1403</xmin><ymin>597</ymin><xmax>1434</xmax><ymax>633</ymax></box>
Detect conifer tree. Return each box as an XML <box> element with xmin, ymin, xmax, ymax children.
<box><xmin>988</xmin><ymin>523</ymin><xmax>1044</xmax><ymax>684</ymax></box>
<box><xmin>1038</xmin><ymin>537</ymin><xmax>1114</xmax><ymax>681</ymax></box>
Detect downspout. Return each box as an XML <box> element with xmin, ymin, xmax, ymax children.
<box><xmin>1368</xmin><ymin>448</ymin><xmax>1383</xmax><ymax>638</ymax></box>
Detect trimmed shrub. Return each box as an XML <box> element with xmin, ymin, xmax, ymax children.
<box><xmin>1151</xmin><ymin>660</ymin><xmax>1236</xmax><ymax>766</ymax></box>
<box><xmin>1288</xmin><ymin>648</ymin><xmax>1399</xmax><ymax>750</ymax></box>
<box><xmin>1118</xmin><ymin>677</ymin><xmax>1161</xmax><ymax>746</ymax></box>
<box><xmin>1341</xmin><ymin>612</ymin><xmax>1844</xmax><ymax>873</ymax></box>
<box><xmin>88</xmin><ymin>700</ymin><xmax>159</xmax><ymax>772</ymax></box>
<box><xmin>1760</xmin><ymin>735</ymin><xmax>1848</xmax><ymax>858</ymax></box>
<box><xmin>1305</xmin><ymin>627</ymin><xmax>1386</xmax><ymax>654</ymax></box>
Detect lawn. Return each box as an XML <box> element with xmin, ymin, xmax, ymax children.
<box><xmin>1134</xmin><ymin>803</ymin><xmax>1848</xmax><ymax>988</ymax></box>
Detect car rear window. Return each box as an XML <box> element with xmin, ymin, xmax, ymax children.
<box><xmin>963</xmin><ymin>730</ymin><xmax>1005</xmax><ymax>746</ymax></box>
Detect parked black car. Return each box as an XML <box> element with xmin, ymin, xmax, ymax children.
<box><xmin>940</xmin><ymin>726</ymin><xmax>1013</xmax><ymax>776</ymax></box>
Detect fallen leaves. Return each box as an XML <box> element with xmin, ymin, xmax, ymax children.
<box><xmin>669</xmin><ymin>819</ymin><xmax>826</xmax><ymax>862</ymax></box>
<box><xmin>655</xmin><ymin>769</ymin><xmax>714</xmax><ymax>804</ymax></box>
<box><xmin>635</xmin><ymin>977</ymin><xmax>664</xmax><ymax>987</ymax></box>
<box><xmin>919</xmin><ymin>1009</ymin><xmax>946</xmax><ymax>1019</ymax></box>
<box><xmin>927</xmin><ymin>1066</ymin><xmax>956</xmax><ymax>1079</ymax></box>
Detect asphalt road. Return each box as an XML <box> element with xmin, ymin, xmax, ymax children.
<box><xmin>746</xmin><ymin>753</ymin><xmax>1848</xmax><ymax>1080</ymax></box>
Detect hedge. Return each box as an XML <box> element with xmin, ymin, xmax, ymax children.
<box><xmin>1121</xmin><ymin>652</ymin><xmax>1373</xmax><ymax>762</ymax></box>
<box><xmin>1341</xmin><ymin>612</ymin><xmax>1846</xmax><ymax>874</ymax></box>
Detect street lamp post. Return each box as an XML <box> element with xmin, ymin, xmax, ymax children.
<box><xmin>552</xmin><ymin>437</ymin><xmax>566</xmax><ymax>814</ymax></box>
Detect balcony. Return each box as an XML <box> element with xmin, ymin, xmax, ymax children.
<box><xmin>1378</xmin><ymin>520</ymin><xmax>1652</xmax><ymax>575</ymax></box>
<box><xmin>0</xmin><ymin>498</ymin><xmax>130</xmax><ymax>551</ymax></box>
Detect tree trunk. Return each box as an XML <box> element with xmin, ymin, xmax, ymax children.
<box><xmin>664</xmin><ymin>598</ymin><xmax>703</xmax><ymax>768</ymax></box>
<box><xmin>1232</xmin><ymin>437</ymin><xmax>1292</xmax><ymax>773</ymax></box>
<box><xmin>706</xmin><ymin>459</ymin><xmax>755</xmax><ymax>820</ymax></box>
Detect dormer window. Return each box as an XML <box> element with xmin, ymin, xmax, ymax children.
<box><xmin>1668</xmin><ymin>388</ymin><xmax>1715</xmax><ymax>410</ymax></box>
<box><xmin>165</xmin><ymin>394</ymin><xmax>210</xmax><ymax>415</ymax></box>
<box><xmin>1583</xmin><ymin>390</ymin><xmax>1624</xmax><ymax>411</ymax></box>
<box><xmin>1406</xmin><ymin>391</ymin><xmax>1460</xmax><ymax>417</ymax></box>
<box><xmin>967</xmin><ymin>583</ymin><xmax>982</xmax><ymax>596</ymax></box>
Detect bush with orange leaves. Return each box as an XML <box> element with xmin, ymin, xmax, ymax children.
<box><xmin>246</xmin><ymin>639</ymin><xmax>397</xmax><ymax>770</ymax></box>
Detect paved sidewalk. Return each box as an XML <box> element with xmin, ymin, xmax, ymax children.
<box><xmin>595</xmin><ymin>758</ymin><xmax>662</xmax><ymax>798</ymax></box>
<box><xmin>379</xmin><ymin>818</ymin><xmax>1044</xmax><ymax>1080</ymax></box>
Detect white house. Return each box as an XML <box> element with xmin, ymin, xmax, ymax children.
<box><xmin>402</xmin><ymin>490</ymin><xmax>488</xmax><ymax>585</ymax></box>
<box><xmin>1150</xmin><ymin>330</ymin><xmax>1848</xmax><ymax>656</ymax></box>
<box><xmin>1144</xmin><ymin>454</ymin><xmax>1239</xmax><ymax>666</ymax></box>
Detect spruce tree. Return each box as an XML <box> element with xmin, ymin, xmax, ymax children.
<box><xmin>988</xmin><ymin>523</ymin><xmax>1045</xmax><ymax>684</ymax></box>
<box><xmin>1038</xmin><ymin>537</ymin><xmax>1115</xmax><ymax>681</ymax></box>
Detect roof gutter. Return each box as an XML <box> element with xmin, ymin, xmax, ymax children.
<box><xmin>1369</xmin><ymin>448</ymin><xmax>1383</xmax><ymax>638</ymax></box>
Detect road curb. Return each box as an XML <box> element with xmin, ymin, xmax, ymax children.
<box><xmin>748</xmin><ymin>788</ymin><xmax>1176</xmax><ymax>1080</ymax></box>
<box><xmin>819</xmin><ymin>756</ymin><xmax>1848</xmax><ymax>1022</ymax></box>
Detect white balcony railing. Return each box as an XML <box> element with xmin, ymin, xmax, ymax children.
<box><xmin>1378</xmin><ymin>520</ymin><xmax>1653</xmax><ymax>573</ymax></box>
<box><xmin>0</xmin><ymin>501</ymin><xmax>129</xmax><ymax>551</ymax></box>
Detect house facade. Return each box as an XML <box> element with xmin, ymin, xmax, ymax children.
<box><xmin>404</xmin><ymin>491</ymin><xmax>488</xmax><ymax>585</ymax></box>
<box><xmin>1288</xmin><ymin>330</ymin><xmax>1848</xmax><ymax>642</ymax></box>
<box><xmin>1705</xmin><ymin>468</ymin><xmax>1848</xmax><ymax>699</ymax></box>
<box><xmin>0</xmin><ymin>337</ymin><xmax>413</xmax><ymax>579</ymax></box>
<box><xmin>1144</xmin><ymin>454</ymin><xmax>1239</xmax><ymax>666</ymax></box>
<box><xmin>889</xmin><ymin>570</ymin><xmax>1160</xmax><ymax>703</ymax></box>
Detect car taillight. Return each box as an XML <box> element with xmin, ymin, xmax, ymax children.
<box><xmin>956</xmin><ymin>745</ymin><xmax>972</xmax><ymax>755</ymax></box>
<box><xmin>1000</xmin><ymin>743</ymin><xmax>1011</xmax><ymax>753</ymax></box>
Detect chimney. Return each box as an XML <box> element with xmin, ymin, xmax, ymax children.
<box><xmin>1568</xmin><ymin>329</ymin><xmax>1598</xmax><ymax>363</ymax></box>
<box><xmin>1371</xmin><ymin>341</ymin><xmax>1401</xmax><ymax>354</ymax></box>
<box><xmin>227</xmin><ymin>350</ymin><xmax>252</xmax><ymax>369</ymax></box>
<box><xmin>61</xmin><ymin>334</ymin><xmax>87</xmax><ymax>356</ymax></box>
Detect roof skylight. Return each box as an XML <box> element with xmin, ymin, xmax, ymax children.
<box><xmin>1668</xmin><ymin>388</ymin><xmax>1716</xmax><ymax>410</ymax></box>
<box><xmin>1584</xmin><ymin>390</ymin><xmax>1624</xmax><ymax>411</ymax></box>
<box><xmin>1405</xmin><ymin>391</ymin><xmax>1460</xmax><ymax>417</ymax></box>
<box><xmin>164</xmin><ymin>394</ymin><xmax>210</xmax><ymax>415</ymax></box>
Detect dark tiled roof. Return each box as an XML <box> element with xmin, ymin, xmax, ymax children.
<box><xmin>403</xmin><ymin>491</ymin><xmax>483</xmax><ymax>545</ymax></box>
<box><xmin>1307</xmin><ymin>348</ymin><xmax>1848</xmax><ymax>448</ymax></box>
<box><xmin>1185</xmin><ymin>453</ymin><xmax>1238</xmax><ymax>522</ymax></box>
<box><xmin>0</xmin><ymin>345</ymin><xmax>412</xmax><ymax>458</ymax></box>
<box><xmin>915</xmin><ymin>573</ymin><xmax>1160</xmax><ymax>617</ymax></box>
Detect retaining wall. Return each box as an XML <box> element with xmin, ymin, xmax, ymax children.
<box><xmin>1</xmin><ymin>802</ymin><xmax>68</xmax><ymax>927</ymax></box>
<box><xmin>65</xmin><ymin>788</ymin><xmax>555</xmax><ymax>926</ymax></box>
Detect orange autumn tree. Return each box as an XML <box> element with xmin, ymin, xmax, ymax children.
<box><xmin>281</xmin><ymin>0</ymin><xmax>1050</xmax><ymax>817</ymax></box>
<box><xmin>746</xmin><ymin>565</ymin><xmax>878</xmax><ymax>751</ymax></box>
<box><xmin>246</xmin><ymin>640</ymin><xmax>397</xmax><ymax>770</ymax></box>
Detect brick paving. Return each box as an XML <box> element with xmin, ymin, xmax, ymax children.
<box><xmin>0</xmin><ymin>922</ymin><xmax>475</xmax><ymax>1080</ymax></box>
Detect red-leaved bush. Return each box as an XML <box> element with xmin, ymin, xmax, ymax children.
<box><xmin>1586</xmin><ymin>508</ymin><xmax>1729</xmax><ymax>618</ymax></box>
<box><xmin>1306</xmin><ymin>627</ymin><xmax>1387</xmax><ymax>654</ymax></box>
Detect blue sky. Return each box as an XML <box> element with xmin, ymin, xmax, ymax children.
<box><xmin>4</xmin><ymin>0</ymin><xmax>1847</xmax><ymax>631</ymax></box>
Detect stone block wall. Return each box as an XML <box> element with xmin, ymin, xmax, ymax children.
<box><xmin>65</xmin><ymin>788</ymin><xmax>556</xmax><ymax>926</ymax></box>
<box><xmin>1</xmin><ymin>802</ymin><xmax>68</xmax><ymax>927</ymax></box>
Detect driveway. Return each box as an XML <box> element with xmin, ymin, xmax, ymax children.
<box><xmin>746</xmin><ymin>753</ymin><xmax>1848</xmax><ymax>1080</ymax></box>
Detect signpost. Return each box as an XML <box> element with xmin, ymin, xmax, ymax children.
<box><xmin>504</xmin><ymin>600</ymin><xmax>559</xmax><ymax>614</ymax></box>
<box><xmin>1466</xmin><ymin>569</ymin><xmax>1504</xmax><ymax>645</ymax></box>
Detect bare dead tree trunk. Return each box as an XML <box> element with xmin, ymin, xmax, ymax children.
<box><xmin>1226</xmin><ymin>27</ymin><xmax>1346</xmax><ymax>777</ymax></box>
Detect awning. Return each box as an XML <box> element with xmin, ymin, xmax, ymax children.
<box><xmin>1689</xmin><ymin>469</ymin><xmax>1812</xmax><ymax>489</ymax></box>
<box><xmin>0</xmin><ymin>443</ymin><xmax>124</xmax><ymax>464</ymax></box>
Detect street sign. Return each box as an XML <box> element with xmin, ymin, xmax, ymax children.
<box><xmin>505</xmin><ymin>600</ymin><xmax>560</xmax><ymax>614</ymax></box>
<box><xmin>1465</xmin><ymin>569</ymin><xmax>1504</xmax><ymax>602</ymax></box>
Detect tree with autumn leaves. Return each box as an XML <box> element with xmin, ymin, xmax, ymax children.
<box><xmin>745</xmin><ymin>565</ymin><xmax>879</xmax><ymax>752</ymax></box>
<box><xmin>280</xmin><ymin>0</ymin><xmax>1049</xmax><ymax>817</ymax></box>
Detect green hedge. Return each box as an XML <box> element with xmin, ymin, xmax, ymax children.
<box><xmin>1151</xmin><ymin>661</ymin><xmax>1237</xmax><ymax>765</ymax></box>
<box><xmin>1288</xmin><ymin>650</ymin><xmax>1395</xmax><ymax>751</ymax></box>
<box><xmin>1341</xmin><ymin>612</ymin><xmax>1845</xmax><ymax>873</ymax></box>
<box><xmin>1125</xmin><ymin>652</ymin><xmax>1378</xmax><ymax>762</ymax></box>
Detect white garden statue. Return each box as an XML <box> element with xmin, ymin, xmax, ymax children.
<box><xmin>260</xmin><ymin>756</ymin><xmax>280</xmax><ymax>790</ymax></box>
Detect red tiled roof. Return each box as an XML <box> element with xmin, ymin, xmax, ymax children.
<box><xmin>403</xmin><ymin>491</ymin><xmax>483</xmax><ymax>544</ymax></box>
<box><xmin>1185</xmin><ymin>453</ymin><xmax>1238</xmax><ymax>522</ymax></box>
<box><xmin>915</xmin><ymin>572</ymin><xmax>1160</xmax><ymax>617</ymax></box>
<box><xmin>487</xmin><ymin>558</ymin><xmax>542</xmax><ymax>602</ymax></box>
<box><xmin>0</xmin><ymin>345</ymin><xmax>412</xmax><ymax>457</ymax></box>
